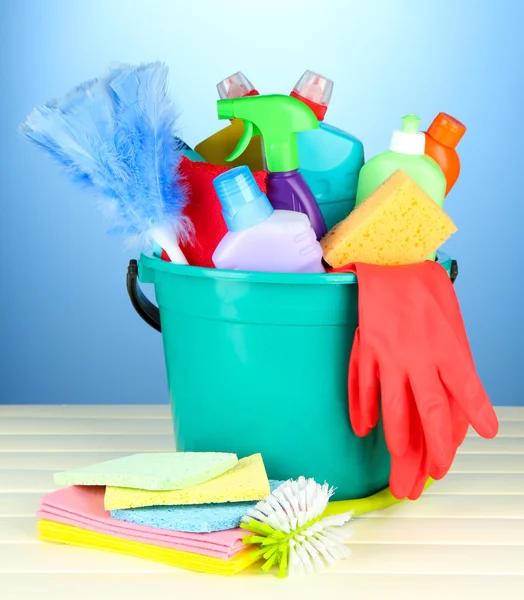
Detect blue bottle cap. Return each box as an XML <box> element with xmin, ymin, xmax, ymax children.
<box><xmin>213</xmin><ymin>166</ymin><xmax>274</xmax><ymax>232</ymax></box>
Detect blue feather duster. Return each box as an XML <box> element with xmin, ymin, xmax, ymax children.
<box><xmin>108</xmin><ymin>62</ymin><xmax>189</xmax><ymax>244</ymax></box>
<box><xmin>19</xmin><ymin>62</ymin><xmax>190</xmax><ymax>260</ymax></box>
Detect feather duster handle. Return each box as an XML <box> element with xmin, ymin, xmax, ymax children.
<box><xmin>19</xmin><ymin>62</ymin><xmax>190</xmax><ymax>261</ymax></box>
<box><xmin>241</xmin><ymin>477</ymin><xmax>353</xmax><ymax>578</ymax></box>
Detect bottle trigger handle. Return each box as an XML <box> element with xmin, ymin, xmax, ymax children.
<box><xmin>226</xmin><ymin>120</ymin><xmax>254</xmax><ymax>163</ymax></box>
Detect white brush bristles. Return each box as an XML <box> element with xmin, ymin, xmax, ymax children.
<box><xmin>242</xmin><ymin>476</ymin><xmax>353</xmax><ymax>576</ymax></box>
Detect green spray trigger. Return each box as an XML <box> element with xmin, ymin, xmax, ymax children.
<box><xmin>217</xmin><ymin>95</ymin><xmax>319</xmax><ymax>173</ymax></box>
<box><xmin>226</xmin><ymin>121</ymin><xmax>261</xmax><ymax>163</ymax></box>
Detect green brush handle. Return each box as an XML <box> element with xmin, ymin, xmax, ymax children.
<box><xmin>323</xmin><ymin>478</ymin><xmax>434</xmax><ymax>517</ymax></box>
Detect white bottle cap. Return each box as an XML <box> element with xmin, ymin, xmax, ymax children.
<box><xmin>389</xmin><ymin>115</ymin><xmax>425</xmax><ymax>155</ymax></box>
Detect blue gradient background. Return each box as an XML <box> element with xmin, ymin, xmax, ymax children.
<box><xmin>1</xmin><ymin>0</ymin><xmax>522</xmax><ymax>405</ymax></box>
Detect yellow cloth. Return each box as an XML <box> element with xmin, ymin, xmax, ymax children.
<box><xmin>37</xmin><ymin>520</ymin><xmax>259</xmax><ymax>576</ymax></box>
<box><xmin>104</xmin><ymin>454</ymin><xmax>270</xmax><ymax>510</ymax></box>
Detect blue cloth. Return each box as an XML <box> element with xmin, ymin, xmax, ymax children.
<box><xmin>110</xmin><ymin>480</ymin><xmax>284</xmax><ymax>533</ymax></box>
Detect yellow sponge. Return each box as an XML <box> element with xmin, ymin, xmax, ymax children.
<box><xmin>104</xmin><ymin>454</ymin><xmax>270</xmax><ymax>510</ymax></box>
<box><xmin>321</xmin><ymin>170</ymin><xmax>457</xmax><ymax>267</ymax></box>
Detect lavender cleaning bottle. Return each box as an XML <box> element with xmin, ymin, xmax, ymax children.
<box><xmin>212</xmin><ymin>166</ymin><xmax>325</xmax><ymax>273</ymax></box>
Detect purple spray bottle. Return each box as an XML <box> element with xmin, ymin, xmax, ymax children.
<box><xmin>216</xmin><ymin>94</ymin><xmax>327</xmax><ymax>239</ymax></box>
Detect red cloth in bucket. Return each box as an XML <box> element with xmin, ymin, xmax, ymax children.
<box><xmin>162</xmin><ymin>156</ymin><xmax>268</xmax><ymax>268</ymax></box>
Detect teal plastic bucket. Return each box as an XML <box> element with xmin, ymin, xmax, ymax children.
<box><xmin>129</xmin><ymin>253</ymin><xmax>456</xmax><ymax>501</ymax></box>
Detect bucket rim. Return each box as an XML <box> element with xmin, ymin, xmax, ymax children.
<box><xmin>139</xmin><ymin>253</ymin><xmax>358</xmax><ymax>285</ymax></box>
<box><xmin>139</xmin><ymin>251</ymin><xmax>453</xmax><ymax>285</ymax></box>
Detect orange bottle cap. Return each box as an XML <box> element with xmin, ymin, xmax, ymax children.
<box><xmin>427</xmin><ymin>112</ymin><xmax>466</xmax><ymax>148</ymax></box>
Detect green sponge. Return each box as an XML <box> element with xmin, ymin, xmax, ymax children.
<box><xmin>54</xmin><ymin>452</ymin><xmax>238</xmax><ymax>491</ymax></box>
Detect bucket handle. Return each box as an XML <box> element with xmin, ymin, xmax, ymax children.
<box><xmin>127</xmin><ymin>260</ymin><xmax>161</xmax><ymax>332</ymax></box>
<box><xmin>450</xmin><ymin>259</ymin><xmax>458</xmax><ymax>284</ymax></box>
<box><xmin>126</xmin><ymin>258</ymin><xmax>458</xmax><ymax>334</ymax></box>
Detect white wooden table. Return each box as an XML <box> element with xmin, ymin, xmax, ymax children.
<box><xmin>1</xmin><ymin>405</ymin><xmax>523</xmax><ymax>600</ymax></box>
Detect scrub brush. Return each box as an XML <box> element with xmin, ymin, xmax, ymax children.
<box><xmin>19</xmin><ymin>62</ymin><xmax>190</xmax><ymax>262</ymax></box>
<box><xmin>240</xmin><ymin>477</ymin><xmax>353</xmax><ymax>578</ymax></box>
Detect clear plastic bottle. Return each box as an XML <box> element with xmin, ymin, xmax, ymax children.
<box><xmin>212</xmin><ymin>166</ymin><xmax>325</xmax><ymax>273</ymax></box>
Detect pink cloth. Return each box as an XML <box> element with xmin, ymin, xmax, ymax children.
<box><xmin>38</xmin><ymin>486</ymin><xmax>247</xmax><ymax>560</ymax></box>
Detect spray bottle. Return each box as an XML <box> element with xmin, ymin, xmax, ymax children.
<box><xmin>194</xmin><ymin>72</ymin><xmax>264</xmax><ymax>171</ymax></box>
<box><xmin>292</xmin><ymin>70</ymin><xmax>365</xmax><ymax>230</ymax></box>
<box><xmin>217</xmin><ymin>94</ymin><xmax>327</xmax><ymax>239</ymax></box>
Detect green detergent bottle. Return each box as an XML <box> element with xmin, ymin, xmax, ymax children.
<box><xmin>355</xmin><ymin>115</ymin><xmax>446</xmax><ymax>206</ymax></box>
<box><xmin>355</xmin><ymin>115</ymin><xmax>446</xmax><ymax>260</ymax></box>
